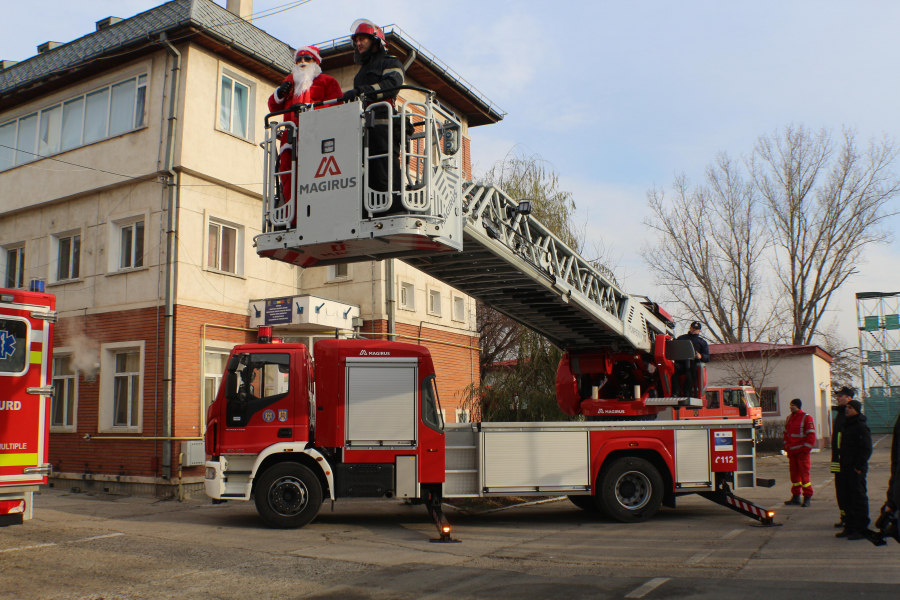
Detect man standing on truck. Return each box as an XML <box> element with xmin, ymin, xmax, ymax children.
<box><xmin>836</xmin><ymin>399</ymin><xmax>872</xmax><ymax>540</ymax></box>
<box><xmin>342</xmin><ymin>20</ymin><xmax>405</xmax><ymax>198</ymax></box>
<box><xmin>674</xmin><ymin>321</ymin><xmax>709</xmax><ymax>396</ymax></box>
<box><xmin>268</xmin><ymin>45</ymin><xmax>343</xmax><ymax>207</ymax></box>
<box><xmin>783</xmin><ymin>398</ymin><xmax>816</xmax><ymax>507</ymax></box>
<box><xmin>831</xmin><ymin>386</ymin><xmax>854</xmax><ymax>529</ymax></box>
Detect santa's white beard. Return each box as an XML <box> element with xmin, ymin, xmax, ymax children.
<box><xmin>291</xmin><ymin>62</ymin><xmax>321</xmax><ymax>97</ymax></box>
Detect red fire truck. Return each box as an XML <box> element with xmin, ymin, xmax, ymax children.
<box><xmin>674</xmin><ymin>386</ymin><xmax>764</xmax><ymax>428</ymax></box>
<box><xmin>205</xmin><ymin>336</ymin><xmax>775</xmax><ymax>536</ymax></box>
<box><xmin>0</xmin><ymin>287</ymin><xmax>55</xmax><ymax>526</ymax></box>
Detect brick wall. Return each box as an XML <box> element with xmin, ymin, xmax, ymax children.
<box><xmin>49</xmin><ymin>305</ymin><xmax>254</xmax><ymax>480</ymax></box>
<box><xmin>463</xmin><ymin>136</ymin><xmax>471</xmax><ymax>181</ymax></box>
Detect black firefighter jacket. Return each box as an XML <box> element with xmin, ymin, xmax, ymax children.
<box><xmin>831</xmin><ymin>404</ymin><xmax>847</xmax><ymax>473</ymax></box>
<box><xmin>839</xmin><ymin>414</ymin><xmax>873</xmax><ymax>474</ymax></box>
<box><xmin>352</xmin><ymin>48</ymin><xmax>404</xmax><ymax>105</ymax></box>
<box><xmin>888</xmin><ymin>416</ymin><xmax>900</xmax><ymax>510</ymax></box>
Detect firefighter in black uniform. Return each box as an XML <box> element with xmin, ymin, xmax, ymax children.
<box><xmin>674</xmin><ymin>321</ymin><xmax>710</xmax><ymax>397</ymax></box>
<box><xmin>342</xmin><ymin>20</ymin><xmax>405</xmax><ymax>199</ymax></box>
<box><xmin>830</xmin><ymin>386</ymin><xmax>854</xmax><ymax>529</ymax></box>
<box><xmin>836</xmin><ymin>399</ymin><xmax>873</xmax><ymax>540</ymax></box>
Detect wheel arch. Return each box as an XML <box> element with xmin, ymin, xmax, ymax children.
<box><xmin>593</xmin><ymin>445</ymin><xmax>675</xmax><ymax>509</ymax></box>
<box><xmin>250</xmin><ymin>445</ymin><xmax>334</xmax><ymax>500</ymax></box>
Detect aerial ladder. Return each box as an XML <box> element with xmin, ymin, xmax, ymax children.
<box><xmin>255</xmin><ymin>86</ymin><xmax>700</xmax><ymax>420</ymax></box>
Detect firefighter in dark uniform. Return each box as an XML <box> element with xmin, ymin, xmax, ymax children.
<box><xmin>830</xmin><ymin>386</ymin><xmax>854</xmax><ymax>529</ymax></box>
<box><xmin>342</xmin><ymin>20</ymin><xmax>405</xmax><ymax>198</ymax></box>
<box><xmin>836</xmin><ymin>399</ymin><xmax>873</xmax><ymax>540</ymax></box>
<box><xmin>674</xmin><ymin>321</ymin><xmax>710</xmax><ymax>397</ymax></box>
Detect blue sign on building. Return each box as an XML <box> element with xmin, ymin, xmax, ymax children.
<box><xmin>265</xmin><ymin>297</ymin><xmax>293</xmax><ymax>325</ymax></box>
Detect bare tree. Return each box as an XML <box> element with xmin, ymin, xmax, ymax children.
<box><xmin>815</xmin><ymin>322</ymin><xmax>861</xmax><ymax>392</ymax></box>
<box><xmin>642</xmin><ymin>153</ymin><xmax>772</xmax><ymax>343</ymax></box>
<box><xmin>752</xmin><ymin>125</ymin><xmax>900</xmax><ymax>345</ymax></box>
<box><xmin>475</xmin><ymin>303</ymin><xmax>520</xmax><ymax>382</ymax></box>
<box><xmin>709</xmin><ymin>344</ymin><xmax>784</xmax><ymax>392</ymax></box>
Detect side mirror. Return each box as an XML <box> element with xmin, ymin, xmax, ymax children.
<box><xmin>224</xmin><ymin>372</ymin><xmax>238</xmax><ymax>401</ymax></box>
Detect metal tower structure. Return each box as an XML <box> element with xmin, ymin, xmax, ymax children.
<box><xmin>857</xmin><ymin>291</ymin><xmax>900</xmax><ymax>433</ymax></box>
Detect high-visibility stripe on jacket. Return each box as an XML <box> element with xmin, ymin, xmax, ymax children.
<box><xmin>784</xmin><ymin>410</ymin><xmax>816</xmax><ymax>456</ymax></box>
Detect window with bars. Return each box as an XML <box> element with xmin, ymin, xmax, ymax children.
<box><xmin>4</xmin><ymin>246</ymin><xmax>25</xmax><ymax>289</ymax></box>
<box><xmin>759</xmin><ymin>387</ymin><xmax>779</xmax><ymax>414</ymax></box>
<box><xmin>55</xmin><ymin>234</ymin><xmax>81</xmax><ymax>282</ymax></box>
<box><xmin>113</xmin><ymin>351</ymin><xmax>140</xmax><ymax>428</ymax></box>
<box><xmin>51</xmin><ymin>355</ymin><xmax>76</xmax><ymax>429</ymax></box>
<box><xmin>0</xmin><ymin>74</ymin><xmax>147</xmax><ymax>171</ymax></box>
<box><xmin>208</xmin><ymin>221</ymin><xmax>238</xmax><ymax>274</ymax></box>
<box><xmin>219</xmin><ymin>74</ymin><xmax>251</xmax><ymax>139</ymax></box>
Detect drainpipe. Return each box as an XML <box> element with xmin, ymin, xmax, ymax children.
<box><xmin>161</xmin><ymin>32</ymin><xmax>181</xmax><ymax>480</ymax></box>
<box><xmin>386</xmin><ymin>260</ymin><xmax>395</xmax><ymax>338</ymax></box>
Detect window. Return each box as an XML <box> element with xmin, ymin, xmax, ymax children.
<box><xmin>399</xmin><ymin>281</ymin><xmax>415</xmax><ymax>310</ymax></box>
<box><xmin>0</xmin><ymin>318</ymin><xmax>29</xmax><ymax>375</ymax></box>
<box><xmin>760</xmin><ymin>388</ymin><xmax>779</xmax><ymax>414</ymax></box>
<box><xmin>113</xmin><ymin>351</ymin><xmax>140</xmax><ymax>427</ymax></box>
<box><xmin>0</xmin><ymin>74</ymin><xmax>147</xmax><ymax>172</ymax></box>
<box><xmin>452</xmin><ymin>296</ymin><xmax>465</xmax><ymax>322</ymax></box>
<box><xmin>705</xmin><ymin>390</ymin><xmax>720</xmax><ymax>409</ymax></box>
<box><xmin>219</xmin><ymin>74</ymin><xmax>250</xmax><ymax>139</ymax></box>
<box><xmin>119</xmin><ymin>221</ymin><xmax>144</xmax><ymax>270</ymax></box>
<box><xmin>208</xmin><ymin>220</ymin><xmax>238</xmax><ymax>274</ymax></box>
<box><xmin>328</xmin><ymin>263</ymin><xmax>349</xmax><ymax>281</ymax></box>
<box><xmin>226</xmin><ymin>353</ymin><xmax>290</xmax><ymax>427</ymax></box>
<box><xmin>204</xmin><ymin>350</ymin><xmax>231</xmax><ymax>412</ymax></box>
<box><xmin>99</xmin><ymin>341</ymin><xmax>144</xmax><ymax>432</ymax></box>
<box><xmin>421</xmin><ymin>374</ymin><xmax>444</xmax><ymax>433</ymax></box>
<box><xmin>4</xmin><ymin>246</ymin><xmax>25</xmax><ymax>289</ymax></box>
<box><xmin>55</xmin><ymin>233</ymin><xmax>81</xmax><ymax>282</ymax></box>
<box><xmin>51</xmin><ymin>355</ymin><xmax>76</xmax><ymax>430</ymax></box>
<box><xmin>428</xmin><ymin>289</ymin><xmax>442</xmax><ymax>316</ymax></box>
<box><xmin>454</xmin><ymin>408</ymin><xmax>470</xmax><ymax>423</ymax></box>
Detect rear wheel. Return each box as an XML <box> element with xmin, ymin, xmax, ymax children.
<box><xmin>596</xmin><ymin>457</ymin><xmax>663</xmax><ymax>523</ymax></box>
<box><xmin>254</xmin><ymin>462</ymin><xmax>323</xmax><ymax>529</ymax></box>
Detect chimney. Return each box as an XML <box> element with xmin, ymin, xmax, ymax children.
<box><xmin>226</xmin><ymin>0</ymin><xmax>254</xmax><ymax>21</ymax></box>
<box><xmin>37</xmin><ymin>41</ymin><xmax>63</xmax><ymax>54</ymax></box>
<box><xmin>96</xmin><ymin>17</ymin><xmax>123</xmax><ymax>31</ymax></box>
<box><xmin>0</xmin><ymin>60</ymin><xmax>18</xmax><ymax>71</ymax></box>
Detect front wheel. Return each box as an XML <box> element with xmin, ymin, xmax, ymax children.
<box><xmin>596</xmin><ymin>457</ymin><xmax>663</xmax><ymax>523</ymax></box>
<box><xmin>254</xmin><ymin>462</ymin><xmax>323</xmax><ymax>529</ymax></box>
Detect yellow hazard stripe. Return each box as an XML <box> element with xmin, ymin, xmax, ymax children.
<box><xmin>30</xmin><ymin>350</ymin><xmax>42</xmax><ymax>364</ymax></box>
<box><xmin>0</xmin><ymin>453</ymin><xmax>38</xmax><ymax>467</ymax></box>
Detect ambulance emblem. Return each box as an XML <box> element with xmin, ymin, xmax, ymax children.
<box><xmin>0</xmin><ymin>331</ymin><xmax>15</xmax><ymax>360</ymax></box>
<box><xmin>262</xmin><ymin>410</ymin><xmax>275</xmax><ymax>423</ymax></box>
<box><xmin>278</xmin><ymin>409</ymin><xmax>288</xmax><ymax>422</ymax></box>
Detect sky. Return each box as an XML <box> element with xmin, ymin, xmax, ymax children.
<box><xmin>3</xmin><ymin>0</ymin><xmax>899</xmax><ymax>348</ymax></box>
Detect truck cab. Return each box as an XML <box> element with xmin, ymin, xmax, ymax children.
<box><xmin>674</xmin><ymin>385</ymin><xmax>763</xmax><ymax>428</ymax></box>
<box><xmin>204</xmin><ymin>337</ymin><xmax>445</xmax><ymax>528</ymax></box>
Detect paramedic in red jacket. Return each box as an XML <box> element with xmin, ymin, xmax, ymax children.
<box><xmin>783</xmin><ymin>398</ymin><xmax>817</xmax><ymax>507</ymax></box>
<box><xmin>268</xmin><ymin>45</ymin><xmax>343</xmax><ymax>205</ymax></box>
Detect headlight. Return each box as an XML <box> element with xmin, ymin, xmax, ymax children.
<box><xmin>205</xmin><ymin>467</ymin><xmax>217</xmax><ymax>480</ymax></box>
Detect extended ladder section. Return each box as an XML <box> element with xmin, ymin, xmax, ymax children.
<box><xmin>255</xmin><ymin>88</ymin><xmax>671</xmax><ymax>353</ymax></box>
<box><xmin>403</xmin><ymin>183</ymin><xmax>671</xmax><ymax>352</ymax></box>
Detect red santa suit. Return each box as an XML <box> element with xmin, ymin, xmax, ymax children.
<box><xmin>784</xmin><ymin>409</ymin><xmax>817</xmax><ymax>497</ymax></box>
<box><xmin>268</xmin><ymin>45</ymin><xmax>343</xmax><ymax>205</ymax></box>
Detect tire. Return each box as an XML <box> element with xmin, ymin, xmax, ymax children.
<box><xmin>568</xmin><ymin>494</ymin><xmax>599</xmax><ymax>512</ymax></box>
<box><xmin>596</xmin><ymin>457</ymin><xmax>664</xmax><ymax>523</ymax></box>
<box><xmin>254</xmin><ymin>462</ymin><xmax>323</xmax><ymax>529</ymax></box>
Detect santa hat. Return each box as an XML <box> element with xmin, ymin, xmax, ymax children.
<box><xmin>294</xmin><ymin>45</ymin><xmax>321</xmax><ymax>64</ymax></box>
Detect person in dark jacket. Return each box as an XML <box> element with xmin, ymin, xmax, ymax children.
<box><xmin>830</xmin><ymin>386</ymin><xmax>854</xmax><ymax>528</ymax></box>
<box><xmin>673</xmin><ymin>321</ymin><xmax>710</xmax><ymax>397</ymax></box>
<box><xmin>342</xmin><ymin>20</ymin><xmax>405</xmax><ymax>199</ymax></box>
<box><xmin>887</xmin><ymin>414</ymin><xmax>900</xmax><ymax>515</ymax></box>
<box><xmin>836</xmin><ymin>399</ymin><xmax>873</xmax><ymax>540</ymax></box>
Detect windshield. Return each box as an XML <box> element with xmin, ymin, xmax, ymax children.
<box><xmin>745</xmin><ymin>391</ymin><xmax>760</xmax><ymax>408</ymax></box>
<box><xmin>421</xmin><ymin>374</ymin><xmax>444</xmax><ymax>433</ymax></box>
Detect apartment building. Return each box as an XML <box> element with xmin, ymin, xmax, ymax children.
<box><xmin>0</xmin><ymin>0</ymin><xmax>503</xmax><ymax>495</ymax></box>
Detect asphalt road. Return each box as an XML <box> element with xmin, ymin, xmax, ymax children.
<box><xmin>1</xmin><ymin>437</ymin><xmax>898</xmax><ymax>599</ymax></box>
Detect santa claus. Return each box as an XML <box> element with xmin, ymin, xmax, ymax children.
<box><xmin>268</xmin><ymin>45</ymin><xmax>343</xmax><ymax>206</ymax></box>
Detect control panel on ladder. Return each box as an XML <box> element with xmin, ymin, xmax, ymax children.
<box><xmin>255</xmin><ymin>87</ymin><xmax>465</xmax><ymax>268</ymax></box>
